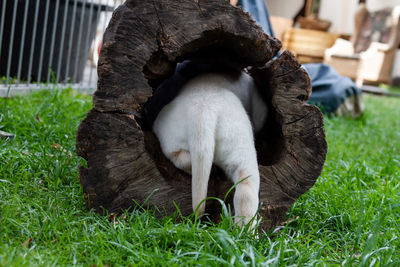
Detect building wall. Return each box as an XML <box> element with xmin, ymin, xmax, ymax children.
<box><xmin>367</xmin><ymin>0</ymin><xmax>400</xmax><ymax>11</ymax></box>
<box><xmin>319</xmin><ymin>0</ymin><xmax>358</xmax><ymax>35</ymax></box>
<box><xmin>265</xmin><ymin>0</ymin><xmax>303</xmax><ymax>18</ymax></box>
<box><xmin>318</xmin><ymin>0</ymin><xmax>400</xmax><ymax>34</ymax></box>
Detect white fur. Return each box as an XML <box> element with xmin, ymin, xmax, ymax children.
<box><xmin>153</xmin><ymin>72</ymin><xmax>267</xmax><ymax>226</ymax></box>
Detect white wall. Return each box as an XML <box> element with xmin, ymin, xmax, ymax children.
<box><xmin>265</xmin><ymin>0</ymin><xmax>303</xmax><ymax>18</ymax></box>
<box><xmin>319</xmin><ymin>0</ymin><xmax>358</xmax><ymax>35</ymax></box>
<box><xmin>367</xmin><ymin>0</ymin><xmax>400</xmax><ymax>11</ymax></box>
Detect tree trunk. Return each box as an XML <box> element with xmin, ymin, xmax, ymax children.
<box><xmin>76</xmin><ymin>0</ymin><xmax>327</xmax><ymax>231</ymax></box>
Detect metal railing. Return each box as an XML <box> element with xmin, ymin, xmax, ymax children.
<box><xmin>0</xmin><ymin>0</ymin><xmax>122</xmax><ymax>97</ymax></box>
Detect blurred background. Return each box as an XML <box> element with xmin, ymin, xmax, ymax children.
<box><xmin>0</xmin><ymin>0</ymin><xmax>399</xmax><ymax>97</ymax></box>
<box><xmin>267</xmin><ymin>0</ymin><xmax>400</xmax><ymax>87</ymax></box>
<box><xmin>0</xmin><ymin>0</ymin><xmax>123</xmax><ymax>96</ymax></box>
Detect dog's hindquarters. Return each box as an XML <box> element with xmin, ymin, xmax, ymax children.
<box><xmin>154</xmin><ymin>73</ymin><xmax>262</xmax><ymax>225</ymax></box>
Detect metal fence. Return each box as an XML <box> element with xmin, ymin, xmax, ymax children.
<box><xmin>0</xmin><ymin>0</ymin><xmax>122</xmax><ymax>97</ymax></box>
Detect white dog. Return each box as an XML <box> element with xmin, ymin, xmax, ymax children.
<box><xmin>153</xmin><ymin>72</ymin><xmax>267</xmax><ymax>226</ymax></box>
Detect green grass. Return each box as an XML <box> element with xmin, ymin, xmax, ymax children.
<box><xmin>380</xmin><ymin>84</ymin><xmax>400</xmax><ymax>94</ymax></box>
<box><xmin>1</xmin><ymin>88</ymin><xmax>399</xmax><ymax>266</ymax></box>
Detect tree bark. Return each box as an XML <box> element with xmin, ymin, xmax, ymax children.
<box><xmin>76</xmin><ymin>0</ymin><xmax>327</xmax><ymax>231</ymax></box>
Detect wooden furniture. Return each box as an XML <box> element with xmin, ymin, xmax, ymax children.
<box><xmin>282</xmin><ymin>28</ymin><xmax>339</xmax><ymax>63</ymax></box>
<box><xmin>298</xmin><ymin>15</ymin><xmax>331</xmax><ymax>32</ymax></box>
<box><xmin>76</xmin><ymin>0</ymin><xmax>327</xmax><ymax>231</ymax></box>
<box><xmin>324</xmin><ymin>4</ymin><xmax>400</xmax><ymax>85</ymax></box>
<box><xmin>295</xmin><ymin>0</ymin><xmax>331</xmax><ymax>32</ymax></box>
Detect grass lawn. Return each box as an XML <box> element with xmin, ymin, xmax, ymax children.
<box><xmin>0</xmin><ymin>88</ymin><xmax>399</xmax><ymax>266</ymax></box>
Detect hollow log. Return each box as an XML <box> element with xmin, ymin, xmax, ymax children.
<box><xmin>76</xmin><ymin>0</ymin><xmax>327</xmax><ymax>231</ymax></box>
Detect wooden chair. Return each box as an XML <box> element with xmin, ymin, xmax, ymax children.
<box><xmin>324</xmin><ymin>4</ymin><xmax>400</xmax><ymax>85</ymax></box>
<box><xmin>283</xmin><ymin>27</ymin><xmax>339</xmax><ymax>64</ymax></box>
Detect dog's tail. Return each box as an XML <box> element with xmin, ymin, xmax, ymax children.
<box><xmin>189</xmin><ymin>111</ymin><xmax>217</xmax><ymax>216</ymax></box>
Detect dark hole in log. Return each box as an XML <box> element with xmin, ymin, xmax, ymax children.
<box><xmin>296</xmin><ymin>94</ymin><xmax>308</xmax><ymax>101</ymax></box>
<box><xmin>177</xmin><ymin>30</ymin><xmax>269</xmax><ymax>68</ymax></box>
<box><xmin>255</xmin><ymin>108</ymin><xmax>285</xmax><ymax>166</ymax></box>
<box><xmin>143</xmin><ymin>50</ymin><xmax>176</xmax><ymax>90</ymax></box>
<box><xmin>252</xmin><ymin>75</ymin><xmax>285</xmax><ymax>166</ymax></box>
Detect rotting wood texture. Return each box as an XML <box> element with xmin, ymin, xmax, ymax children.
<box><xmin>76</xmin><ymin>0</ymin><xmax>327</xmax><ymax>231</ymax></box>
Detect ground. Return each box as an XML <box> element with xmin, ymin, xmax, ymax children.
<box><xmin>0</xmin><ymin>88</ymin><xmax>399</xmax><ymax>266</ymax></box>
